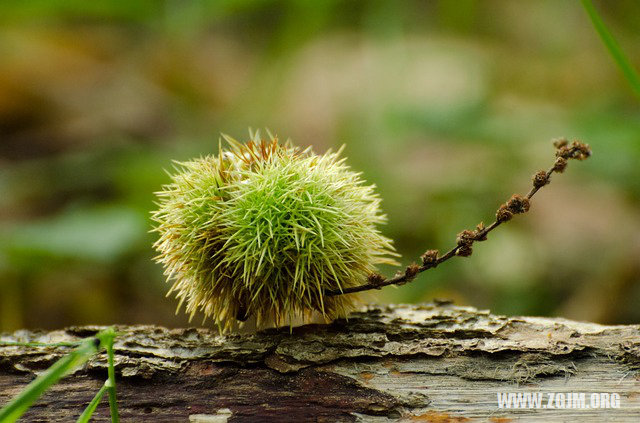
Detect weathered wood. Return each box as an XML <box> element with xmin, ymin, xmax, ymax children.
<box><xmin>1</xmin><ymin>302</ymin><xmax>640</xmax><ymax>422</ymax></box>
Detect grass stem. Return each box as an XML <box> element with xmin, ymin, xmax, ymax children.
<box><xmin>99</xmin><ymin>328</ymin><xmax>120</xmax><ymax>423</ymax></box>
<box><xmin>581</xmin><ymin>0</ymin><xmax>640</xmax><ymax>99</ymax></box>
<box><xmin>76</xmin><ymin>382</ymin><xmax>109</xmax><ymax>423</ymax></box>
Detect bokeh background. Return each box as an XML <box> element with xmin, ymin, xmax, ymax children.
<box><xmin>1</xmin><ymin>0</ymin><xmax>639</xmax><ymax>331</ymax></box>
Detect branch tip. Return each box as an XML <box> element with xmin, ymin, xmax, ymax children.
<box><xmin>553</xmin><ymin>137</ymin><xmax>569</xmax><ymax>149</ymax></box>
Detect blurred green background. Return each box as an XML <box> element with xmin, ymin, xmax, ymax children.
<box><xmin>1</xmin><ymin>0</ymin><xmax>639</xmax><ymax>331</ymax></box>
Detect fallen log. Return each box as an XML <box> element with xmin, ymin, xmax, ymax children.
<box><xmin>1</xmin><ymin>302</ymin><xmax>639</xmax><ymax>422</ymax></box>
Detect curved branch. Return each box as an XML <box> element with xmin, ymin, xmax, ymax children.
<box><xmin>326</xmin><ymin>139</ymin><xmax>591</xmax><ymax>296</ymax></box>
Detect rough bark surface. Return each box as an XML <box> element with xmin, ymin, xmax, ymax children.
<box><xmin>1</xmin><ymin>302</ymin><xmax>640</xmax><ymax>422</ymax></box>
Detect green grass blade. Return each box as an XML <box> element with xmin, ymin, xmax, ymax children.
<box><xmin>97</xmin><ymin>328</ymin><xmax>120</xmax><ymax>423</ymax></box>
<box><xmin>581</xmin><ymin>0</ymin><xmax>640</xmax><ymax>99</ymax></box>
<box><xmin>76</xmin><ymin>382</ymin><xmax>109</xmax><ymax>423</ymax></box>
<box><xmin>0</xmin><ymin>337</ymin><xmax>100</xmax><ymax>423</ymax></box>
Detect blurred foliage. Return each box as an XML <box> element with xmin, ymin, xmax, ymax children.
<box><xmin>1</xmin><ymin>0</ymin><xmax>639</xmax><ymax>330</ymax></box>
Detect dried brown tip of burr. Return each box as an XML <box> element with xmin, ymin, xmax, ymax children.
<box><xmin>236</xmin><ymin>304</ymin><xmax>249</xmax><ymax>322</ymax></box>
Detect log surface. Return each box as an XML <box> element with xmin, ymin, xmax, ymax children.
<box><xmin>1</xmin><ymin>302</ymin><xmax>640</xmax><ymax>422</ymax></box>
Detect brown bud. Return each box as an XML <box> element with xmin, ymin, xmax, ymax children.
<box><xmin>421</xmin><ymin>249</ymin><xmax>439</xmax><ymax>267</ymax></box>
<box><xmin>506</xmin><ymin>194</ymin><xmax>530</xmax><ymax>214</ymax></box>
<box><xmin>496</xmin><ymin>205</ymin><xmax>513</xmax><ymax>222</ymax></box>
<box><xmin>556</xmin><ymin>145</ymin><xmax>571</xmax><ymax>159</ymax></box>
<box><xmin>367</xmin><ymin>273</ymin><xmax>386</xmax><ymax>288</ymax></box>
<box><xmin>532</xmin><ymin>170</ymin><xmax>550</xmax><ymax>188</ymax></box>
<box><xmin>571</xmin><ymin>141</ymin><xmax>591</xmax><ymax>160</ymax></box>
<box><xmin>456</xmin><ymin>230</ymin><xmax>476</xmax><ymax>247</ymax></box>
<box><xmin>404</xmin><ymin>263</ymin><xmax>420</xmax><ymax>280</ymax></box>
<box><xmin>554</xmin><ymin>157</ymin><xmax>568</xmax><ymax>173</ymax></box>
<box><xmin>557</xmin><ymin>141</ymin><xmax>591</xmax><ymax>161</ymax></box>
<box><xmin>456</xmin><ymin>245</ymin><xmax>473</xmax><ymax>257</ymax></box>
<box><xmin>552</xmin><ymin>137</ymin><xmax>568</xmax><ymax>149</ymax></box>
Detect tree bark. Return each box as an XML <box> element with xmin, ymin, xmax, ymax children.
<box><xmin>1</xmin><ymin>302</ymin><xmax>640</xmax><ymax>422</ymax></box>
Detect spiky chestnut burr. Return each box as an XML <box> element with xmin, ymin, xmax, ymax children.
<box><xmin>152</xmin><ymin>131</ymin><xmax>397</xmax><ymax>331</ymax></box>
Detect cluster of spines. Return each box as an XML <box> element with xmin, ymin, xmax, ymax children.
<box><xmin>152</xmin><ymin>131</ymin><xmax>396</xmax><ymax>331</ymax></box>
